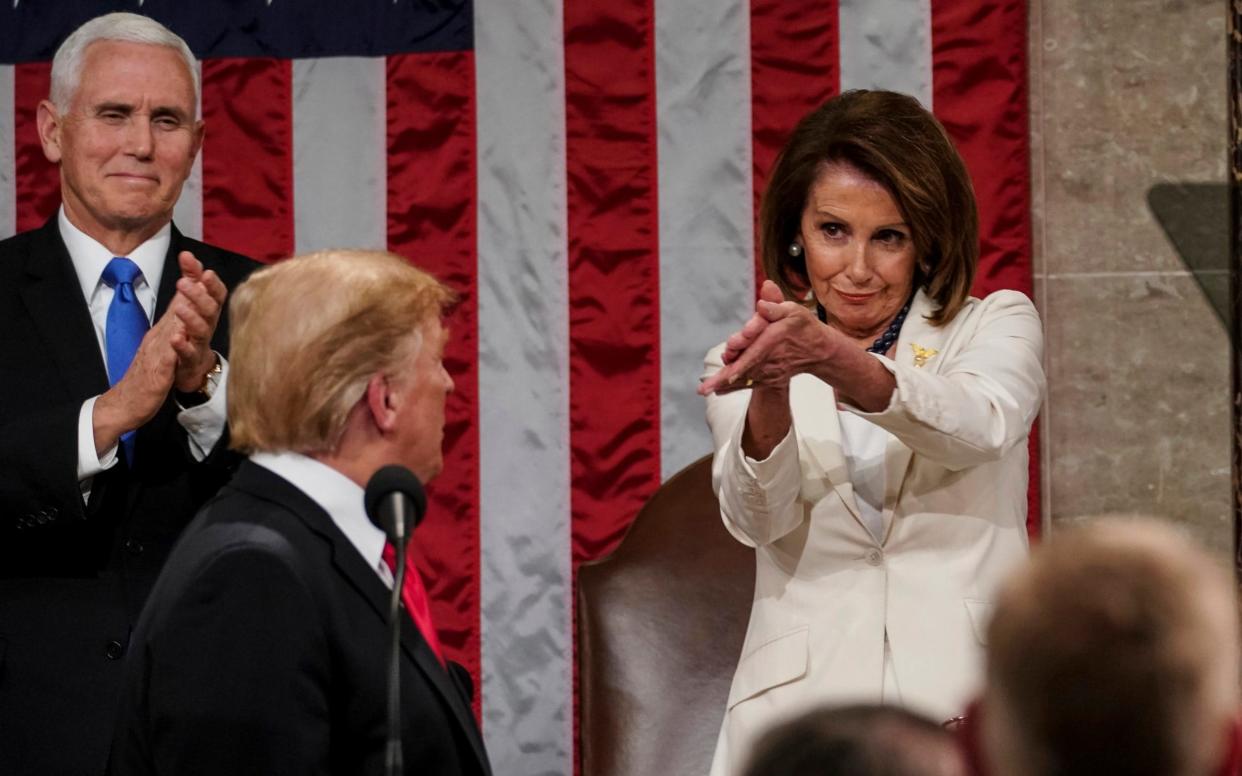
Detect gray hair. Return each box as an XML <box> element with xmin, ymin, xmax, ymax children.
<box><xmin>50</xmin><ymin>12</ymin><xmax>200</xmax><ymax>115</ymax></box>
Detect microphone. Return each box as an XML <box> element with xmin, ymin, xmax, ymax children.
<box><xmin>364</xmin><ymin>465</ymin><xmax>428</xmax><ymax>547</ymax></box>
<box><xmin>363</xmin><ymin>465</ymin><xmax>427</xmax><ymax>776</ymax></box>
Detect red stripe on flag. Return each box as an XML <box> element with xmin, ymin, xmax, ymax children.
<box><xmin>931</xmin><ymin>0</ymin><xmax>1031</xmax><ymax>297</ymax></box>
<box><xmin>14</xmin><ymin>63</ymin><xmax>57</xmax><ymax>232</ymax></box>
<box><xmin>385</xmin><ymin>51</ymin><xmax>482</xmax><ymax>715</ymax></box>
<box><xmin>200</xmin><ymin>58</ymin><xmax>293</xmax><ymax>263</ymax></box>
<box><xmin>931</xmin><ymin>0</ymin><xmax>1039</xmax><ymax>536</ymax></box>
<box><xmin>749</xmin><ymin>0</ymin><xmax>839</xmax><ymax>286</ymax></box>
<box><xmin>564</xmin><ymin>1</ymin><xmax>662</xmax><ymax>564</ymax></box>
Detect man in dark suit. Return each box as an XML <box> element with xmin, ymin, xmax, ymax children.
<box><xmin>0</xmin><ymin>13</ymin><xmax>258</xmax><ymax>775</ymax></box>
<box><xmin>110</xmin><ymin>249</ymin><xmax>492</xmax><ymax>776</ymax></box>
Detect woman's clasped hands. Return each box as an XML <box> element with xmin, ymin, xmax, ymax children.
<box><xmin>699</xmin><ymin>280</ymin><xmax>835</xmax><ymax>397</ymax></box>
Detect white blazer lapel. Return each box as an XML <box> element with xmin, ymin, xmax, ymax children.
<box><xmin>880</xmin><ymin>290</ymin><xmax>952</xmax><ymax>541</ymax></box>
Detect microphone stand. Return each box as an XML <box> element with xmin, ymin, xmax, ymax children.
<box><xmin>385</xmin><ymin>502</ymin><xmax>409</xmax><ymax>776</ymax></box>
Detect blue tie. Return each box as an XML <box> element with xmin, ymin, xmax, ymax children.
<box><xmin>101</xmin><ymin>257</ymin><xmax>150</xmax><ymax>463</ymax></box>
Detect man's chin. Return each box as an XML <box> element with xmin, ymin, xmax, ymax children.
<box><xmin>97</xmin><ymin>195</ymin><xmax>175</xmax><ymax>225</ymax></box>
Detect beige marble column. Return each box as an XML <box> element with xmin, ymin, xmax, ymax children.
<box><xmin>1030</xmin><ymin>0</ymin><xmax>1231</xmax><ymax>556</ymax></box>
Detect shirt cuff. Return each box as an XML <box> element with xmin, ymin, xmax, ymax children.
<box><xmin>78</xmin><ymin>396</ymin><xmax>120</xmax><ymax>481</ymax></box>
<box><xmin>178</xmin><ymin>354</ymin><xmax>229</xmax><ymax>462</ymax></box>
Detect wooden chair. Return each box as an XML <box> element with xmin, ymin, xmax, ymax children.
<box><xmin>577</xmin><ymin>454</ymin><xmax>755</xmax><ymax>776</ymax></box>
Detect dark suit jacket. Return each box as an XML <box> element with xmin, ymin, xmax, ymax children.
<box><xmin>0</xmin><ymin>217</ymin><xmax>259</xmax><ymax>775</ymax></box>
<box><xmin>109</xmin><ymin>461</ymin><xmax>493</xmax><ymax>776</ymax></box>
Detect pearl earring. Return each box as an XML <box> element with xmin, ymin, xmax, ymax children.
<box><xmin>788</xmin><ymin>243</ymin><xmax>803</xmax><ymax>257</ymax></box>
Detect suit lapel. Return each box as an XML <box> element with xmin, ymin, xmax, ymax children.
<box><xmin>880</xmin><ymin>290</ymin><xmax>951</xmax><ymax>541</ymax></box>
<box><xmin>153</xmin><ymin>229</ymin><xmax>183</xmax><ymax>323</ymax></box>
<box><xmin>324</xmin><ymin>509</ymin><xmax>492</xmax><ymax>772</ymax></box>
<box><xmin>230</xmin><ymin>463</ymin><xmax>490</xmax><ymax>773</ymax></box>
<box><xmin>16</xmin><ymin>218</ymin><xmax>109</xmax><ymax>400</ymax></box>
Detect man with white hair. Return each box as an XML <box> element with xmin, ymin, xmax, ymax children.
<box><xmin>977</xmin><ymin>517</ymin><xmax>1242</xmax><ymax>776</ymax></box>
<box><xmin>0</xmin><ymin>13</ymin><xmax>257</xmax><ymax>774</ymax></box>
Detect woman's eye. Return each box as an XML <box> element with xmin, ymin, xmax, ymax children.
<box><xmin>876</xmin><ymin>230</ymin><xmax>908</xmax><ymax>245</ymax></box>
<box><xmin>821</xmin><ymin>223</ymin><xmax>844</xmax><ymax>238</ymax></box>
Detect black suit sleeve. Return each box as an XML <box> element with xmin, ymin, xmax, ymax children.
<box><xmin>138</xmin><ymin>546</ymin><xmax>332</xmax><ymax>776</ymax></box>
<box><xmin>0</xmin><ymin>401</ymin><xmax>88</xmax><ymax>529</ymax></box>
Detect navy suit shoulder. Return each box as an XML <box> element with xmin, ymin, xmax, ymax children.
<box><xmin>0</xmin><ymin>217</ymin><xmax>260</xmax><ymax>776</ymax></box>
<box><xmin>111</xmin><ymin>462</ymin><xmax>493</xmax><ymax>776</ymax></box>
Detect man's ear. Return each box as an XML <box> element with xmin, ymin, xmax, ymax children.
<box><xmin>364</xmin><ymin>373</ymin><xmax>398</xmax><ymax>434</ymax></box>
<box><xmin>36</xmin><ymin>100</ymin><xmax>64</xmax><ymax>165</ymax></box>
<box><xmin>1215</xmin><ymin>712</ymin><xmax>1242</xmax><ymax>776</ymax></box>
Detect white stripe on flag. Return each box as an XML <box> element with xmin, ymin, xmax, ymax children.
<box><xmin>839</xmin><ymin>0</ymin><xmax>934</xmax><ymax>107</ymax></box>
<box><xmin>655</xmin><ymin>0</ymin><xmax>755</xmax><ymax>479</ymax></box>
<box><xmin>173</xmin><ymin>62</ymin><xmax>203</xmax><ymax>240</ymax></box>
<box><xmin>0</xmin><ymin>65</ymin><xmax>15</xmax><ymax>240</ymax></box>
<box><xmin>475</xmin><ymin>0</ymin><xmax>573</xmax><ymax>774</ymax></box>
<box><xmin>292</xmin><ymin>57</ymin><xmax>387</xmax><ymax>254</ymax></box>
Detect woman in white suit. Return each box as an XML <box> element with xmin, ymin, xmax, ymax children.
<box><xmin>698</xmin><ymin>90</ymin><xmax>1045</xmax><ymax>776</ymax></box>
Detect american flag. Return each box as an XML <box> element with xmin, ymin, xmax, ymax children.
<box><xmin>0</xmin><ymin>1</ymin><xmax>1032</xmax><ymax>773</ymax></box>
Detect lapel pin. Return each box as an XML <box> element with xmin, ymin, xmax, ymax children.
<box><xmin>910</xmin><ymin>343</ymin><xmax>938</xmax><ymax>368</ymax></box>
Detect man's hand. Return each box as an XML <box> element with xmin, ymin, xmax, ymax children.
<box><xmin>168</xmin><ymin>251</ymin><xmax>227</xmax><ymax>393</ymax></box>
<box><xmin>92</xmin><ymin>313</ymin><xmax>181</xmax><ymax>455</ymax></box>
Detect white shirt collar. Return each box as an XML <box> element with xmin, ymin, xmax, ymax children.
<box><xmin>249</xmin><ymin>451</ymin><xmax>388</xmax><ymax>574</ymax></box>
<box><xmin>59</xmin><ymin>206</ymin><xmax>171</xmax><ymax>308</ymax></box>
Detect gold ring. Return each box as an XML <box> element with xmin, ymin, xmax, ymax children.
<box><xmin>744</xmin><ymin>378</ymin><xmax>754</xmax><ymax>388</ymax></box>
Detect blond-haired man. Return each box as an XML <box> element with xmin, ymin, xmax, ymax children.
<box><xmin>110</xmin><ymin>250</ymin><xmax>491</xmax><ymax>776</ymax></box>
<box><xmin>978</xmin><ymin>518</ymin><xmax>1242</xmax><ymax>776</ymax></box>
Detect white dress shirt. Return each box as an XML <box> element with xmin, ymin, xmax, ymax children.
<box><xmin>61</xmin><ymin>208</ymin><xmax>229</xmax><ymax>496</ymax></box>
<box><xmin>836</xmin><ymin>411</ymin><xmax>889</xmax><ymax>542</ymax></box>
<box><xmin>250</xmin><ymin>451</ymin><xmax>393</xmax><ymax>588</ymax></box>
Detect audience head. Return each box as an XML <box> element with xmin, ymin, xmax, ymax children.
<box><xmin>228</xmin><ymin>250</ymin><xmax>455</xmax><ymax>481</ymax></box>
<box><xmin>981</xmin><ymin>517</ymin><xmax>1241</xmax><ymax>776</ymax></box>
<box><xmin>742</xmin><ymin>704</ymin><xmax>966</xmax><ymax>776</ymax></box>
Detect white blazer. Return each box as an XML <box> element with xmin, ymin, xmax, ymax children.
<box><xmin>704</xmin><ymin>289</ymin><xmax>1045</xmax><ymax>776</ymax></box>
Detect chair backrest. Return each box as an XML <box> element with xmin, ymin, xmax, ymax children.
<box><xmin>578</xmin><ymin>454</ymin><xmax>755</xmax><ymax>776</ymax></box>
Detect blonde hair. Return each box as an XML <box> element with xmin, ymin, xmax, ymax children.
<box><xmin>228</xmin><ymin>250</ymin><xmax>454</xmax><ymax>455</ymax></box>
<box><xmin>985</xmin><ymin>517</ymin><xmax>1240</xmax><ymax>776</ymax></box>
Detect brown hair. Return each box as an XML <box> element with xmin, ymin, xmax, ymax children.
<box><xmin>228</xmin><ymin>249</ymin><xmax>454</xmax><ymax>454</ymax></box>
<box><xmin>984</xmin><ymin>517</ymin><xmax>1240</xmax><ymax>776</ymax></box>
<box><xmin>759</xmin><ymin>89</ymin><xmax>978</xmax><ymax>325</ymax></box>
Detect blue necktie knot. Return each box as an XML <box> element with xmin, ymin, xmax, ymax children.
<box><xmin>102</xmin><ymin>257</ymin><xmax>143</xmax><ymax>300</ymax></box>
<box><xmin>101</xmin><ymin>257</ymin><xmax>150</xmax><ymax>463</ymax></box>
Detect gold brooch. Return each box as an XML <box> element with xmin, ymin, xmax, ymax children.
<box><xmin>911</xmin><ymin>343</ymin><xmax>938</xmax><ymax>368</ymax></box>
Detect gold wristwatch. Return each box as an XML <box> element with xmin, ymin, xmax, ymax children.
<box><xmin>176</xmin><ymin>355</ymin><xmax>222</xmax><ymax>408</ymax></box>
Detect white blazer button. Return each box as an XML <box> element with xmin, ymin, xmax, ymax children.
<box><xmin>866</xmin><ymin>549</ymin><xmax>883</xmax><ymax>566</ymax></box>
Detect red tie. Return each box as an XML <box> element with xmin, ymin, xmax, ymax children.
<box><xmin>381</xmin><ymin>543</ymin><xmax>445</xmax><ymax>666</ymax></box>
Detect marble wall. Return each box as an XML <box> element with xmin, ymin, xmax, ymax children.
<box><xmin>1030</xmin><ymin>0</ymin><xmax>1232</xmax><ymax>555</ymax></box>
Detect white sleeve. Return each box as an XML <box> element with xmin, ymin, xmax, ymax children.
<box><xmin>703</xmin><ymin>345</ymin><xmax>805</xmax><ymax>547</ymax></box>
<box><xmin>842</xmin><ymin>290</ymin><xmax>1045</xmax><ymax>471</ymax></box>
<box><xmin>78</xmin><ymin>396</ymin><xmax>120</xmax><ymax>502</ymax></box>
<box><xmin>178</xmin><ymin>354</ymin><xmax>230</xmax><ymax>462</ymax></box>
